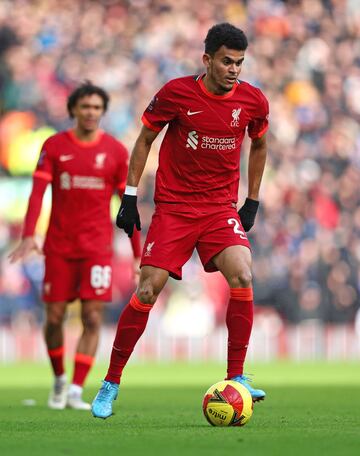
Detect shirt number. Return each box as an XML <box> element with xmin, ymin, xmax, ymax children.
<box><xmin>227</xmin><ymin>218</ymin><xmax>247</xmax><ymax>239</ymax></box>
<box><xmin>90</xmin><ymin>265</ymin><xmax>112</xmax><ymax>289</ymax></box>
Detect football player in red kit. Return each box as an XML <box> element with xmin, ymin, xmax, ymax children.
<box><xmin>9</xmin><ymin>83</ymin><xmax>141</xmax><ymax>410</ymax></box>
<box><xmin>92</xmin><ymin>23</ymin><xmax>268</xmax><ymax>419</ymax></box>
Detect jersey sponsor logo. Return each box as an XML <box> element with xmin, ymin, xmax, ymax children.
<box><xmin>185</xmin><ymin>131</ymin><xmax>236</xmax><ymax>151</ymax></box>
<box><xmin>59</xmin><ymin>154</ymin><xmax>74</xmax><ymax>162</ymax></box>
<box><xmin>187</xmin><ymin>109</ymin><xmax>203</xmax><ymax>116</ymax></box>
<box><xmin>144</xmin><ymin>241</ymin><xmax>155</xmax><ymax>257</ymax></box>
<box><xmin>94</xmin><ymin>153</ymin><xmax>106</xmax><ymax>169</ymax></box>
<box><xmin>202</xmin><ymin>135</ymin><xmax>236</xmax><ymax>150</ymax></box>
<box><xmin>186</xmin><ymin>131</ymin><xmax>199</xmax><ymax>150</ymax></box>
<box><xmin>60</xmin><ymin>172</ymin><xmax>71</xmax><ymax>190</ymax></box>
<box><xmin>59</xmin><ymin>172</ymin><xmax>105</xmax><ymax>190</ymax></box>
<box><xmin>73</xmin><ymin>176</ymin><xmax>105</xmax><ymax>189</ymax></box>
<box><xmin>231</xmin><ymin>108</ymin><xmax>242</xmax><ymax>127</ymax></box>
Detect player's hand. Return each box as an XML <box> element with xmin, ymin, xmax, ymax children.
<box><xmin>238</xmin><ymin>198</ymin><xmax>259</xmax><ymax>232</ymax></box>
<box><xmin>8</xmin><ymin>237</ymin><xmax>43</xmax><ymax>263</ymax></box>
<box><xmin>116</xmin><ymin>194</ymin><xmax>141</xmax><ymax>238</ymax></box>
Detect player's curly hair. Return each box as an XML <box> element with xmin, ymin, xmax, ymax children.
<box><xmin>67</xmin><ymin>81</ymin><xmax>110</xmax><ymax>118</ymax></box>
<box><xmin>204</xmin><ymin>23</ymin><xmax>248</xmax><ymax>56</ymax></box>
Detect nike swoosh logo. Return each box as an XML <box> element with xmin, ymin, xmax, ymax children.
<box><xmin>59</xmin><ymin>155</ymin><xmax>74</xmax><ymax>162</ymax></box>
<box><xmin>187</xmin><ymin>110</ymin><xmax>203</xmax><ymax>116</ymax></box>
<box><xmin>95</xmin><ymin>288</ymin><xmax>106</xmax><ymax>295</ymax></box>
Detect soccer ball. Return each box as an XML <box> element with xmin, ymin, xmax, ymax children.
<box><xmin>202</xmin><ymin>380</ymin><xmax>253</xmax><ymax>427</ymax></box>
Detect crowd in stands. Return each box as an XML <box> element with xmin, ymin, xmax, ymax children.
<box><xmin>0</xmin><ymin>0</ymin><xmax>359</xmax><ymax>328</ymax></box>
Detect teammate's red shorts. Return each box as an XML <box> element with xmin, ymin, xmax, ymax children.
<box><xmin>140</xmin><ymin>203</ymin><xmax>250</xmax><ymax>279</ymax></box>
<box><xmin>43</xmin><ymin>254</ymin><xmax>113</xmax><ymax>303</ymax></box>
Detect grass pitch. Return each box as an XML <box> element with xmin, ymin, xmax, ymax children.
<box><xmin>0</xmin><ymin>361</ymin><xmax>359</xmax><ymax>456</ymax></box>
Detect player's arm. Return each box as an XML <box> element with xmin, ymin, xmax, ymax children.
<box><xmin>248</xmin><ymin>133</ymin><xmax>267</xmax><ymax>201</ymax></box>
<box><xmin>8</xmin><ymin>176</ymin><xmax>49</xmax><ymax>262</ymax></box>
<box><xmin>116</xmin><ymin>125</ymin><xmax>159</xmax><ymax>237</ymax></box>
<box><xmin>9</xmin><ymin>140</ymin><xmax>54</xmax><ymax>262</ymax></box>
<box><xmin>238</xmin><ymin>133</ymin><xmax>267</xmax><ymax>232</ymax></box>
<box><xmin>127</xmin><ymin>125</ymin><xmax>160</xmax><ymax>186</ymax></box>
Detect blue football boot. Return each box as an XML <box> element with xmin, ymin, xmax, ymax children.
<box><xmin>231</xmin><ymin>374</ymin><xmax>266</xmax><ymax>402</ymax></box>
<box><xmin>91</xmin><ymin>380</ymin><xmax>119</xmax><ymax>419</ymax></box>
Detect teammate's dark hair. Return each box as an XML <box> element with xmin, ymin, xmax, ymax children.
<box><xmin>67</xmin><ymin>81</ymin><xmax>110</xmax><ymax>118</ymax></box>
<box><xmin>204</xmin><ymin>23</ymin><xmax>248</xmax><ymax>56</ymax></box>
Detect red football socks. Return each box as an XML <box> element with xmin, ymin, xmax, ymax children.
<box><xmin>72</xmin><ymin>352</ymin><xmax>95</xmax><ymax>386</ymax></box>
<box><xmin>105</xmin><ymin>294</ymin><xmax>152</xmax><ymax>384</ymax></box>
<box><xmin>226</xmin><ymin>288</ymin><xmax>254</xmax><ymax>379</ymax></box>
<box><xmin>48</xmin><ymin>346</ymin><xmax>65</xmax><ymax>377</ymax></box>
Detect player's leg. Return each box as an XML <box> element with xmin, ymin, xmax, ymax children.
<box><xmin>197</xmin><ymin>208</ymin><xmax>265</xmax><ymax>401</ymax></box>
<box><xmin>212</xmin><ymin>245</ymin><xmax>265</xmax><ymax>401</ymax></box>
<box><xmin>92</xmin><ymin>205</ymin><xmax>198</xmax><ymax>418</ymax></box>
<box><xmin>44</xmin><ymin>301</ymin><xmax>68</xmax><ymax>409</ymax></box>
<box><xmin>92</xmin><ymin>266</ymin><xmax>169</xmax><ymax>418</ymax></box>
<box><xmin>105</xmin><ymin>265</ymin><xmax>168</xmax><ymax>383</ymax></box>
<box><xmin>67</xmin><ymin>256</ymin><xmax>112</xmax><ymax>409</ymax></box>
<box><xmin>43</xmin><ymin>254</ymin><xmax>78</xmax><ymax>409</ymax></box>
<box><xmin>67</xmin><ymin>299</ymin><xmax>104</xmax><ymax>410</ymax></box>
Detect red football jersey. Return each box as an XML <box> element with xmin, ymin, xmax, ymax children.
<box><xmin>142</xmin><ymin>75</ymin><xmax>269</xmax><ymax>205</ymax></box>
<box><xmin>32</xmin><ymin>130</ymin><xmax>128</xmax><ymax>258</ymax></box>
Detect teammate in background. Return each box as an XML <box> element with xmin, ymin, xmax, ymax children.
<box><xmin>92</xmin><ymin>23</ymin><xmax>268</xmax><ymax>419</ymax></box>
<box><xmin>9</xmin><ymin>83</ymin><xmax>141</xmax><ymax>410</ymax></box>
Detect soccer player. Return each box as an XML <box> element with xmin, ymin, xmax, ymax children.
<box><xmin>92</xmin><ymin>23</ymin><xmax>269</xmax><ymax>419</ymax></box>
<box><xmin>9</xmin><ymin>82</ymin><xmax>141</xmax><ymax>410</ymax></box>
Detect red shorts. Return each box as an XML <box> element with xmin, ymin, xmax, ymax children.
<box><xmin>141</xmin><ymin>203</ymin><xmax>250</xmax><ymax>279</ymax></box>
<box><xmin>43</xmin><ymin>254</ymin><xmax>113</xmax><ymax>303</ymax></box>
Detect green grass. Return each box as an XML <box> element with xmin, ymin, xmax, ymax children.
<box><xmin>1</xmin><ymin>362</ymin><xmax>360</xmax><ymax>456</ymax></box>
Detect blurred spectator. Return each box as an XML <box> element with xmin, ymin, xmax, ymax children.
<box><xmin>0</xmin><ymin>0</ymin><xmax>359</xmax><ymax>326</ymax></box>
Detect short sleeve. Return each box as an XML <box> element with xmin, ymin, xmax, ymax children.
<box><xmin>141</xmin><ymin>83</ymin><xmax>178</xmax><ymax>132</ymax></box>
<box><xmin>33</xmin><ymin>138</ymin><xmax>54</xmax><ymax>181</ymax></box>
<box><xmin>247</xmin><ymin>91</ymin><xmax>269</xmax><ymax>139</ymax></box>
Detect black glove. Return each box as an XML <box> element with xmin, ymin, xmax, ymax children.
<box><xmin>116</xmin><ymin>194</ymin><xmax>141</xmax><ymax>238</ymax></box>
<box><xmin>238</xmin><ymin>198</ymin><xmax>259</xmax><ymax>232</ymax></box>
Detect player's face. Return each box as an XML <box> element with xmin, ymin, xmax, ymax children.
<box><xmin>203</xmin><ymin>46</ymin><xmax>245</xmax><ymax>94</ymax></box>
<box><xmin>72</xmin><ymin>94</ymin><xmax>105</xmax><ymax>132</ymax></box>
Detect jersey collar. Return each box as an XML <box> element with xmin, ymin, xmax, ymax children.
<box><xmin>67</xmin><ymin>129</ymin><xmax>104</xmax><ymax>148</ymax></box>
<box><xmin>196</xmin><ymin>74</ymin><xmax>239</xmax><ymax>100</ymax></box>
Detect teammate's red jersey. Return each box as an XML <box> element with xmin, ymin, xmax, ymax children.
<box><xmin>25</xmin><ymin>130</ymin><xmax>128</xmax><ymax>258</ymax></box>
<box><xmin>142</xmin><ymin>75</ymin><xmax>269</xmax><ymax>205</ymax></box>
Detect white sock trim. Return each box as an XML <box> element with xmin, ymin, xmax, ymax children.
<box><xmin>55</xmin><ymin>373</ymin><xmax>67</xmax><ymax>383</ymax></box>
<box><xmin>68</xmin><ymin>384</ymin><xmax>83</xmax><ymax>396</ymax></box>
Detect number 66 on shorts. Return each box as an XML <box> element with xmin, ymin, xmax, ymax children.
<box><xmin>43</xmin><ymin>255</ymin><xmax>113</xmax><ymax>302</ymax></box>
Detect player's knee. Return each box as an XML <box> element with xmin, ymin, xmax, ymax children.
<box><xmin>46</xmin><ymin>313</ymin><xmax>64</xmax><ymax>329</ymax></box>
<box><xmin>136</xmin><ymin>267</ymin><xmax>168</xmax><ymax>305</ymax></box>
<box><xmin>82</xmin><ymin>311</ymin><xmax>102</xmax><ymax>333</ymax></box>
<box><xmin>136</xmin><ymin>283</ymin><xmax>160</xmax><ymax>305</ymax></box>
<box><xmin>136</xmin><ymin>270</ymin><xmax>167</xmax><ymax>305</ymax></box>
<box><xmin>136</xmin><ymin>287</ymin><xmax>157</xmax><ymax>305</ymax></box>
<box><xmin>229</xmin><ymin>269</ymin><xmax>252</xmax><ymax>288</ymax></box>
